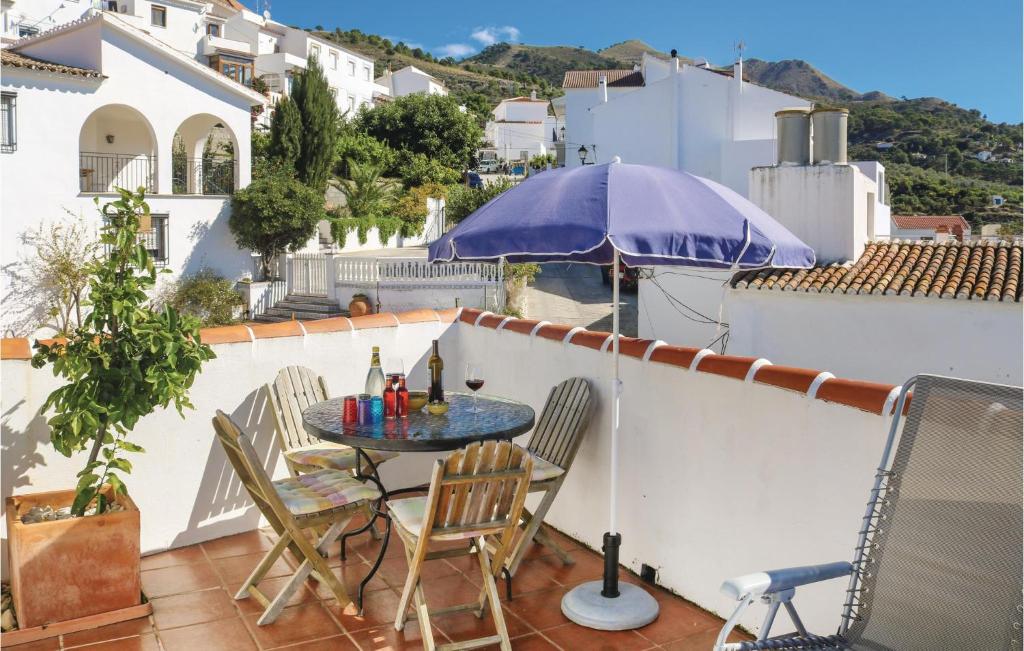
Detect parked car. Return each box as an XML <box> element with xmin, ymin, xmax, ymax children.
<box><xmin>477</xmin><ymin>159</ymin><xmax>500</xmax><ymax>173</ymax></box>
<box><xmin>601</xmin><ymin>261</ymin><xmax>639</xmax><ymax>292</ymax></box>
<box><xmin>466</xmin><ymin>172</ymin><xmax>484</xmax><ymax>189</ymax></box>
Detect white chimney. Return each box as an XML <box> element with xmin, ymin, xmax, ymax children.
<box><xmin>733</xmin><ymin>59</ymin><xmax>743</xmax><ymax>91</ymax></box>
<box><xmin>599</xmin><ymin>75</ymin><xmax>608</xmax><ymax>103</ymax></box>
<box><xmin>530</xmin><ymin>89</ymin><xmax>537</xmax><ymax>100</ymax></box>
<box><xmin>670</xmin><ymin>48</ymin><xmax>680</xmax><ymax>73</ymax></box>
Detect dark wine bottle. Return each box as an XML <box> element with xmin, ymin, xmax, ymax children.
<box><xmin>428</xmin><ymin>340</ymin><xmax>444</xmax><ymax>402</ymax></box>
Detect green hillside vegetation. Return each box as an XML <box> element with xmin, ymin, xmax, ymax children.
<box><xmin>297</xmin><ymin>27</ymin><xmax>1021</xmax><ymax>231</ymax></box>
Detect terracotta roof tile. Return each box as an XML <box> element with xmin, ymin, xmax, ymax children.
<box><xmin>1</xmin><ymin>49</ymin><xmax>104</xmax><ymax>79</ymax></box>
<box><xmin>732</xmin><ymin>240</ymin><xmax>1023</xmax><ymax>303</ymax></box>
<box><xmin>562</xmin><ymin>70</ymin><xmax>644</xmax><ymax>89</ymax></box>
<box><xmin>892</xmin><ymin>215</ymin><xmax>970</xmax><ymax>238</ymax></box>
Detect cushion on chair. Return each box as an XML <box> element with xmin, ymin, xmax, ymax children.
<box><xmin>387</xmin><ymin>495</ymin><xmax>429</xmax><ymax>537</ymax></box>
<box><xmin>285</xmin><ymin>444</ymin><xmax>398</xmax><ymax>472</ymax></box>
<box><xmin>273</xmin><ymin>469</ymin><xmax>380</xmax><ymax>517</ymax></box>
<box><xmin>530</xmin><ymin>456</ymin><xmax>565</xmax><ymax>483</ymax></box>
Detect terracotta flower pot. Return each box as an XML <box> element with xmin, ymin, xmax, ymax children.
<box><xmin>6</xmin><ymin>487</ymin><xmax>143</xmax><ymax>631</ymax></box>
<box><xmin>349</xmin><ymin>295</ymin><xmax>373</xmax><ymax>317</ymax></box>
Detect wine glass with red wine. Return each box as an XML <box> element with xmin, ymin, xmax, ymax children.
<box><xmin>465</xmin><ymin>363</ymin><xmax>484</xmax><ymax>413</ymax></box>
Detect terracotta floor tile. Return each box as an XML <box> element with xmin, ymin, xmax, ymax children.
<box><xmin>321</xmin><ymin>588</ymin><xmax>402</xmax><ymax>632</ymax></box>
<box><xmin>141</xmin><ymin>562</ymin><xmax>221</xmax><ymax>598</ymax></box>
<box><xmin>543</xmin><ymin>622</ymin><xmax>656</xmax><ymax>651</ymax></box>
<box><xmin>212</xmin><ymin>550</ymin><xmax>295</xmax><ymax>584</ymax></box>
<box><xmin>376</xmin><ymin>553</ymin><xmax>460</xmax><ymax>588</ymax></box>
<box><xmin>416</xmin><ymin>573</ymin><xmax>487</xmax><ymax>610</ymax></box>
<box><xmin>150</xmin><ymin>587</ymin><xmax>238</xmax><ymax>630</ymax></box>
<box><xmin>1</xmin><ymin>637</ymin><xmax>59</xmax><ymax>651</ymax></box>
<box><xmin>62</xmin><ymin>616</ymin><xmax>155</xmax><ymax>647</ymax></box>
<box><xmin>232</xmin><ymin>575</ymin><xmax>319</xmax><ymax>615</ymax></box>
<box><xmin>660</xmin><ymin>625</ymin><xmax>751</xmax><ymax>650</ymax></box>
<box><xmin>545</xmin><ymin>548</ymin><xmax>630</xmax><ymax>588</ymax></box>
<box><xmin>70</xmin><ymin>634</ymin><xmax>161</xmax><ymax>651</ymax></box>
<box><xmin>306</xmin><ymin>562</ymin><xmax>391</xmax><ymax>600</ymax></box>
<box><xmin>200</xmin><ymin>530</ymin><xmax>274</xmax><ymax>559</ymax></box>
<box><xmin>157</xmin><ymin>616</ymin><xmax>258</xmax><ymax>651</ymax></box>
<box><xmin>242</xmin><ymin>601</ymin><xmax>341</xmax><ymax>648</ymax></box>
<box><xmin>432</xmin><ymin>609</ymin><xmax>533</xmax><ymax>645</ymax></box>
<box><xmin>465</xmin><ymin>554</ymin><xmax>562</xmax><ymax>596</ymax></box>
<box><xmin>346</xmin><ymin>621</ymin><xmax>441</xmax><ymax>651</ymax></box>
<box><xmin>632</xmin><ymin>591</ymin><xmax>723</xmax><ymax>646</ymax></box>
<box><xmin>140</xmin><ymin>545</ymin><xmax>209</xmax><ymax>571</ymax></box>
<box><xmin>264</xmin><ymin>634</ymin><xmax>360</xmax><ymax>650</ymax></box>
<box><xmin>504</xmin><ymin>632</ymin><xmax>561</xmax><ymax>649</ymax></box>
<box><xmin>503</xmin><ymin>588</ymin><xmax>572</xmax><ymax>631</ymax></box>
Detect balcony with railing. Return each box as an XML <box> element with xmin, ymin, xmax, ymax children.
<box><xmin>79</xmin><ymin>151</ymin><xmax>157</xmax><ymax>193</ymax></box>
<box><xmin>172</xmin><ymin>156</ymin><xmax>236</xmax><ymax>195</ymax></box>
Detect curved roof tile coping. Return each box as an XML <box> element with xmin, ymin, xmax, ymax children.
<box><xmin>1</xmin><ymin>309</ymin><xmax>909</xmax><ymax>416</ymax></box>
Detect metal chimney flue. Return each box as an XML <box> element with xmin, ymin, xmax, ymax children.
<box><xmin>811</xmin><ymin>108</ymin><xmax>848</xmax><ymax>165</ymax></box>
<box><xmin>599</xmin><ymin>75</ymin><xmax>608</xmax><ymax>103</ymax></box>
<box><xmin>774</xmin><ymin>108</ymin><xmax>811</xmax><ymax>166</ymax></box>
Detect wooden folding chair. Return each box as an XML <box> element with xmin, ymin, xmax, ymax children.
<box><xmin>388</xmin><ymin>440</ymin><xmax>534</xmax><ymax>651</ymax></box>
<box><xmin>212</xmin><ymin>410</ymin><xmax>380</xmax><ymax>625</ymax></box>
<box><xmin>505</xmin><ymin>377</ymin><xmax>592</xmax><ymax>576</ymax></box>
<box><xmin>264</xmin><ymin>366</ymin><xmax>399</xmax><ymax>477</ymax></box>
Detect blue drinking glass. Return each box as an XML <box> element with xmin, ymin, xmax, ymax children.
<box><xmin>370</xmin><ymin>396</ymin><xmax>384</xmax><ymax>424</ymax></box>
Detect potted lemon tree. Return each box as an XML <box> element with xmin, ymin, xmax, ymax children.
<box><xmin>6</xmin><ymin>189</ymin><xmax>214</xmax><ymax>642</ymax></box>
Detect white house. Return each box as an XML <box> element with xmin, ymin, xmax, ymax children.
<box><xmin>484</xmin><ymin>91</ymin><xmax>561</xmax><ymax>163</ymax></box>
<box><xmin>563</xmin><ymin>52</ymin><xmax>812</xmax><ymax>197</ymax></box>
<box><xmin>891</xmin><ymin>214</ymin><xmax>971</xmax><ymax>241</ymax></box>
<box><xmin>375</xmin><ymin>64</ymin><xmax>446</xmax><ymax>97</ymax></box>
<box><xmin>0</xmin><ymin>9</ymin><xmax>266</xmax><ymax>336</ymax></box>
<box><xmin>637</xmin><ymin>111</ymin><xmax>1020</xmax><ymax>385</ymax></box>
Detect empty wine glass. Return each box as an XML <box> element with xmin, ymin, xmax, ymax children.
<box><xmin>386</xmin><ymin>357</ymin><xmax>405</xmax><ymax>384</ymax></box>
<box><xmin>465</xmin><ymin>363</ymin><xmax>484</xmax><ymax>413</ymax></box>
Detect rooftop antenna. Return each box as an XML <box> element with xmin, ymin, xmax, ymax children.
<box><xmin>734</xmin><ymin>40</ymin><xmax>745</xmax><ymax>62</ymax></box>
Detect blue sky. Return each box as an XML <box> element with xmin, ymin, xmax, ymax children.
<box><xmin>267</xmin><ymin>0</ymin><xmax>1023</xmax><ymax>123</ymax></box>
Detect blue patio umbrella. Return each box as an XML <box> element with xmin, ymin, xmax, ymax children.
<box><xmin>429</xmin><ymin>160</ymin><xmax>815</xmax><ymax>630</ymax></box>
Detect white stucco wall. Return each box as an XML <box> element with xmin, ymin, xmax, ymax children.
<box><xmin>726</xmin><ymin>290</ymin><xmax>1023</xmax><ymax>385</ymax></box>
<box><xmin>1</xmin><ymin>315</ymin><xmax>902</xmax><ymax>637</ymax></box>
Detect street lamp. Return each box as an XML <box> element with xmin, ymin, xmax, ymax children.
<box><xmin>578</xmin><ymin>145</ymin><xmax>588</xmax><ymax>165</ymax></box>
<box><xmin>559</xmin><ymin>126</ymin><xmax>566</xmax><ymax>142</ymax></box>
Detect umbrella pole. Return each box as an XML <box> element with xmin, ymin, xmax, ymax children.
<box><xmin>560</xmin><ymin>249</ymin><xmax>659</xmax><ymax>630</ymax></box>
<box><xmin>603</xmin><ymin>249</ymin><xmax>622</xmax><ymax>597</ymax></box>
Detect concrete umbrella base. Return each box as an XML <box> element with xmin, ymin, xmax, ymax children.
<box><xmin>561</xmin><ymin>580</ymin><xmax>660</xmax><ymax>631</ymax></box>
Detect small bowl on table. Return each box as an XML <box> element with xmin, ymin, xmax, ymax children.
<box><xmin>407</xmin><ymin>391</ymin><xmax>428</xmax><ymax>412</ymax></box>
<box><xmin>426</xmin><ymin>401</ymin><xmax>449</xmax><ymax>415</ymax></box>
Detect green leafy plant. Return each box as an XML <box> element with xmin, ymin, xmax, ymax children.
<box><xmin>230</xmin><ymin>170</ymin><xmax>324</xmax><ymax>280</ymax></box>
<box><xmin>163</xmin><ymin>269</ymin><xmax>244</xmax><ymax>327</ymax></box>
<box><xmin>31</xmin><ymin>188</ymin><xmax>216</xmax><ymax>516</ymax></box>
<box><xmin>445</xmin><ymin>176</ymin><xmax>517</xmax><ymax>224</ymax></box>
<box><xmin>289</xmin><ymin>57</ymin><xmax>340</xmax><ymax>191</ymax></box>
<box><xmin>268</xmin><ymin>95</ymin><xmax>303</xmax><ymax>171</ymax></box>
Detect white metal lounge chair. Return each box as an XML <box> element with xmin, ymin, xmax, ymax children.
<box><xmin>714</xmin><ymin>374</ymin><xmax>1023</xmax><ymax>650</ymax></box>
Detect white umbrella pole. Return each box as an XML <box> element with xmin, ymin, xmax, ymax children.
<box><xmin>560</xmin><ymin>249</ymin><xmax>659</xmax><ymax>630</ymax></box>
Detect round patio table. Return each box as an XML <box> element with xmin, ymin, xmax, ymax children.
<box><xmin>301</xmin><ymin>391</ymin><xmax>535</xmax><ymax>612</ymax></box>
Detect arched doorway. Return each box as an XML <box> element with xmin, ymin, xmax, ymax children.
<box><xmin>78</xmin><ymin>104</ymin><xmax>157</xmax><ymax>193</ymax></box>
<box><xmin>172</xmin><ymin>114</ymin><xmax>238</xmax><ymax>195</ymax></box>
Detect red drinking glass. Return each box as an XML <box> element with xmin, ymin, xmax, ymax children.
<box><xmin>342</xmin><ymin>395</ymin><xmax>358</xmax><ymax>424</ymax></box>
<box><xmin>383</xmin><ymin>374</ymin><xmax>399</xmax><ymax>419</ymax></box>
<box><xmin>396</xmin><ymin>375</ymin><xmax>409</xmax><ymax>419</ymax></box>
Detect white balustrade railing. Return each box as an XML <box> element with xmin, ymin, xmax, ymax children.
<box><xmin>332</xmin><ymin>256</ymin><xmax>504</xmax><ymax>312</ymax></box>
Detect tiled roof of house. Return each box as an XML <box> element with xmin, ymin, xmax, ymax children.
<box><xmin>732</xmin><ymin>240</ymin><xmax>1022</xmax><ymax>303</ymax></box>
<box><xmin>892</xmin><ymin>215</ymin><xmax>970</xmax><ymax>233</ymax></box>
<box><xmin>1</xmin><ymin>49</ymin><xmax>104</xmax><ymax>79</ymax></box>
<box><xmin>562</xmin><ymin>69</ymin><xmax>644</xmax><ymax>89</ymax></box>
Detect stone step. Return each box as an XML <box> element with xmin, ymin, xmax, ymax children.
<box><xmin>274</xmin><ymin>300</ymin><xmax>340</xmax><ymax>313</ymax></box>
<box><xmin>281</xmin><ymin>293</ymin><xmax>337</xmax><ymax>305</ymax></box>
<box><xmin>263</xmin><ymin>307</ymin><xmax>345</xmax><ymax>320</ymax></box>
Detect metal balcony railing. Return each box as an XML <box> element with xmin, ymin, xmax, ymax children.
<box><xmin>172</xmin><ymin>157</ymin><xmax>236</xmax><ymax>195</ymax></box>
<box><xmin>80</xmin><ymin>152</ymin><xmax>156</xmax><ymax>193</ymax></box>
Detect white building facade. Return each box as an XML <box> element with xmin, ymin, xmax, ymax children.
<box><xmin>484</xmin><ymin>92</ymin><xmax>561</xmax><ymax>163</ymax></box>
<box><xmin>0</xmin><ymin>10</ymin><xmax>265</xmax><ymax>336</ymax></box>
<box><xmin>375</xmin><ymin>64</ymin><xmax>446</xmax><ymax>97</ymax></box>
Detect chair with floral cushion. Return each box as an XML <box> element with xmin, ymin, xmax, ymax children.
<box><xmin>212</xmin><ymin>410</ymin><xmax>381</xmax><ymax>625</ymax></box>
<box><xmin>265</xmin><ymin>366</ymin><xmax>399</xmax><ymax>477</ymax></box>
<box><xmin>389</xmin><ymin>440</ymin><xmax>534</xmax><ymax>651</ymax></box>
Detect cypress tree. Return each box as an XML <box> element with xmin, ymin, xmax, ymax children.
<box><xmin>268</xmin><ymin>95</ymin><xmax>302</xmax><ymax>170</ymax></box>
<box><xmin>290</xmin><ymin>57</ymin><xmax>339</xmax><ymax>191</ymax></box>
